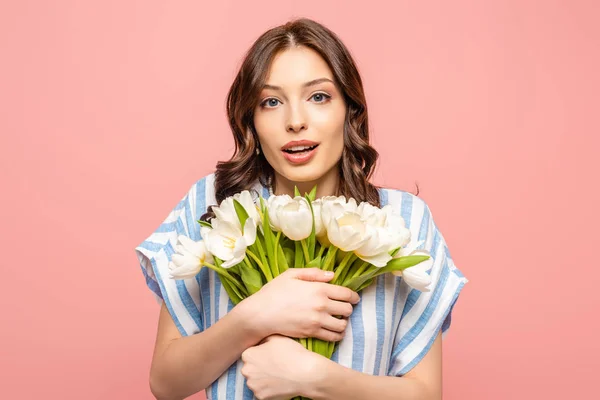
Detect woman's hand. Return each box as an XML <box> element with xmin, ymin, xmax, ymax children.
<box><xmin>238</xmin><ymin>268</ymin><xmax>360</xmax><ymax>342</ymax></box>
<box><xmin>241</xmin><ymin>335</ymin><xmax>325</xmax><ymax>400</ymax></box>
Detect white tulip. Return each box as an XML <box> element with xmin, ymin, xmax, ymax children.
<box><xmin>201</xmin><ymin>217</ymin><xmax>257</xmax><ymax>268</ymax></box>
<box><xmin>310</xmin><ymin>199</ymin><xmax>325</xmax><ymax>237</ymax></box>
<box><xmin>381</xmin><ymin>205</ymin><xmax>412</xmax><ymax>250</ymax></box>
<box><xmin>212</xmin><ymin>190</ymin><xmax>260</xmax><ymax>231</ymax></box>
<box><xmin>266</xmin><ymin>194</ymin><xmax>293</xmax><ymax>232</ymax></box>
<box><xmin>267</xmin><ymin>195</ymin><xmax>314</xmax><ymax>240</ymax></box>
<box><xmin>168</xmin><ymin>235</ymin><xmax>214</xmax><ymax>279</ymax></box>
<box><xmin>320</xmin><ymin>195</ymin><xmax>358</xmax><ymax>227</ymax></box>
<box><xmin>324</xmin><ymin>208</ymin><xmax>371</xmax><ymax>252</ymax></box>
<box><xmin>392</xmin><ymin>241</ymin><xmax>433</xmax><ymax>291</ymax></box>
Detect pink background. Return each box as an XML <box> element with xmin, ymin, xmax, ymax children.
<box><xmin>1</xmin><ymin>1</ymin><xmax>599</xmax><ymax>399</ymax></box>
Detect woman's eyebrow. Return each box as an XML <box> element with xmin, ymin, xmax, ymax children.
<box><xmin>262</xmin><ymin>78</ymin><xmax>334</xmax><ymax>91</ymax></box>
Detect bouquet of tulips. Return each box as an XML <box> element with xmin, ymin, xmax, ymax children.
<box><xmin>168</xmin><ymin>186</ymin><xmax>433</xmax><ymax>389</ymax></box>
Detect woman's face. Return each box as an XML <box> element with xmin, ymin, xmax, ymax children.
<box><xmin>253</xmin><ymin>46</ymin><xmax>346</xmax><ymax>192</ymax></box>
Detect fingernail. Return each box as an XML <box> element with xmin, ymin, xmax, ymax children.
<box><xmin>324</xmin><ymin>271</ymin><xmax>334</xmax><ymax>277</ymax></box>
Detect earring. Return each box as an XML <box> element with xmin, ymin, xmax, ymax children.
<box><xmin>256</xmin><ymin>146</ymin><xmax>261</xmax><ymax>155</ymax></box>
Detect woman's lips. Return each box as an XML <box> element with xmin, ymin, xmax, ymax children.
<box><xmin>281</xmin><ymin>144</ymin><xmax>319</xmax><ymax>165</ymax></box>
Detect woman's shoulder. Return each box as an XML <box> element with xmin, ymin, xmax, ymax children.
<box><xmin>378</xmin><ymin>186</ymin><xmax>431</xmax><ymax>215</ymax></box>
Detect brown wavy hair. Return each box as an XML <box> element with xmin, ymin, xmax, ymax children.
<box><xmin>201</xmin><ymin>17</ymin><xmax>414</xmax><ymax>222</ymax></box>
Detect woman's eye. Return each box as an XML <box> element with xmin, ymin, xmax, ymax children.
<box><xmin>261</xmin><ymin>98</ymin><xmax>281</xmax><ymax>108</ymax></box>
<box><xmin>311</xmin><ymin>93</ymin><xmax>331</xmax><ymax>103</ymax></box>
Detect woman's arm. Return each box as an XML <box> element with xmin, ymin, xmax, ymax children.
<box><xmin>309</xmin><ymin>331</ymin><xmax>443</xmax><ymax>400</ymax></box>
<box><xmin>149</xmin><ymin>268</ymin><xmax>359</xmax><ymax>400</ymax></box>
<box><xmin>149</xmin><ymin>299</ymin><xmax>262</xmax><ymax>400</ymax></box>
<box><xmin>240</xmin><ymin>331</ymin><xmax>443</xmax><ymax>400</ymax></box>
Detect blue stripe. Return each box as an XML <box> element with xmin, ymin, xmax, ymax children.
<box><xmin>373</xmin><ymin>275</ymin><xmax>386</xmax><ymax>375</ymax></box>
<box><xmin>191</xmin><ymin>177</ymin><xmax>206</xmax><ymax>240</ymax></box>
<box><xmin>398</xmin><ymin>278</ymin><xmax>466</xmax><ymax>376</ymax></box>
<box><xmin>391</xmin><ymin>255</ymin><xmax>451</xmax><ymax>361</ymax></box>
<box><xmin>148</xmin><ymin>255</ymin><xmax>186</xmax><ymax>336</ymax></box>
<box><xmin>387</xmin><ymin>277</ymin><xmax>403</xmax><ymax>375</ymax></box>
<box><xmin>398</xmin><ymin>192</ymin><xmax>420</xmax><ymax>319</ymax></box>
<box><xmin>211</xmin><ymin>376</ymin><xmax>219</xmax><ymax>400</ymax></box>
<box><xmin>162</xmin><ymin>239</ymin><xmax>203</xmax><ymax>331</ymax></box>
<box><xmin>225</xmin><ymin>299</ymin><xmax>238</xmax><ymax>398</ymax></box>
<box><xmin>139</xmin><ymin>259</ymin><xmax>162</xmax><ymax>299</ymax></box>
<box><xmin>331</xmin><ymin>343</ymin><xmax>339</xmax><ymax>363</ymax></box>
<box><xmin>350</xmin><ymin>293</ymin><xmax>365</xmax><ymax>371</ymax></box>
<box><xmin>214</xmin><ymin>273</ymin><xmax>222</xmax><ymax>328</ymax></box>
<box><xmin>242</xmin><ymin>379</ymin><xmax>254</xmax><ymax>400</ymax></box>
<box><xmin>379</xmin><ymin>187</ymin><xmax>388</xmax><ymax>207</ymax></box>
<box><xmin>401</xmin><ymin>213</ymin><xmax>438</xmax><ymax>320</ymax></box>
<box><xmin>199</xmin><ymin>268</ymin><xmax>212</xmax><ymax>329</ymax></box>
<box><xmin>210</xmin><ymin>266</ymin><xmax>220</xmax><ymax>399</ymax></box>
<box><xmin>137</xmin><ymin>240</ymin><xmax>171</xmax><ymax>253</ymax></box>
<box><xmin>417</xmin><ymin>204</ymin><xmax>430</xmax><ymax>246</ymax></box>
<box><xmin>154</xmin><ymin>220</ymin><xmax>179</xmax><ymax>233</ymax></box>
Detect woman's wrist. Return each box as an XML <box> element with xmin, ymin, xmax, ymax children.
<box><xmin>300</xmin><ymin>353</ymin><xmax>339</xmax><ymax>399</ymax></box>
<box><xmin>233</xmin><ymin>295</ymin><xmax>273</xmax><ymax>343</ymax></box>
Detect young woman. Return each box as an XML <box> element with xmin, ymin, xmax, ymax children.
<box><xmin>135</xmin><ymin>18</ymin><xmax>468</xmax><ymax>400</ymax></box>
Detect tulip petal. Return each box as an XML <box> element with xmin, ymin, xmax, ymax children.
<box><xmin>356</xmin><ymin>251</ymin><xmax>393</xmax><ymax>268</ymax></box>
<box><xmin>243</xmin><ymin>218</ymin><xmax>257</xmax><ymax>246</ymax></box>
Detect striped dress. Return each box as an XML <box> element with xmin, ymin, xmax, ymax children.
<box><xmin>135</xmin><ymin>172</ymin><xmax>469</xmax><ymax>399</ymax></box>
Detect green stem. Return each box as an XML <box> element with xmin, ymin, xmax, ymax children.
<box><xmin>344</xmin><ymin>260</ymin><xmax>371</xmax><ymax>286</ymax></box>
<box><xmin>300</xmin><ymin>239</ymin><xmax>311</xmax><ymax>264</ymax></box>
<box><xmin>273</xmin><ymin>232</ymin><xmax>281</xmax><ymax>276</ymax></box>
<box><xmin>332</xmin><ymin>252</ymin><xmax>356</xmax><ymax>285</ymax></box>
<box><xmin>203</xmin><ymin>262</ymin><xmax>245</xmax><ymax>292</ymax></box>
<box><xmin>322</xmin><ymin>245</ymin><xmax>338</xmax><ymax>271</ymax></box>
<box><xmin>317</xmin><ymin>244</ymin><xmax>326</xmax><ymax>260</ymax></box>
<box><xmin>246</xmin><ymin>249</ymin><xmax>273</xmax><ymax>281</ymax></box>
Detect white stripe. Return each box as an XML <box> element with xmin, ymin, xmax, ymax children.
<box><xmin>398</xmin><ymin>271</ymin><xmax>463</xmax><ymax>366</ymax></box>
<box><xmin>395</xmin><ymin>227</ymin><xmax>445</xmax><ymax>342</ymax></box>
<box><xmin>209</xmin><ymin>271</ymin><xmax>216</xmax><ymax>328</ymax></box>
<box><xmin>143</xmin><ymin>231</ymin><xmax>174</xmax><ymax>247</ymax></box>
<box><xmin>216</xmin><ymin>284</ymin><xmax>231</xmax><ymax>398</ymax></box>
<box><xmin>163</xmin><ymin>206</ymin><xmax>186</xmax><ymax>223</ymax></box>
<box><xmin>337</xmin><ymin>312</ymin><xmax>354</xmax><ymax>369</ymax></box>
<box><xmin>184</xmin><ymin>276</ymin><xmax>201</xmax><ymax>314</ymax></box>
<box><xmin>234</xmin><ymin>358</ymin><xmax>245</xmax><ymax>399</ymax></box>
<box><xmin>380</xmin><ymin>273</ymin><xmax>397</xmax><ymax>375</ymax></box>
<box><xmin>205</xmin><ymin>173</ymin><xmax>217</xmax><ymax>205</ymax></box>
<box><xmin>153</xmin><ymin>248</ymin><xmax>197</xmax><ymax>335</ymax></box>
<box><xmin>361</xmin><ymin>282</ymin><xmax>378</xmax><ymax>374</ymax></box>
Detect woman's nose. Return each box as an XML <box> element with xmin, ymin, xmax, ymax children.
<box><xmin>286</xmin><ymin>104</ymin><xmax>308</xmax><ymax>133</ymax></box>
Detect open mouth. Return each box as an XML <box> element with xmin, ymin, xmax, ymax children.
<box><xmin>282</xmin><ymin>144</ymin><xmax>319</xmax><ymax>154</ymax></box>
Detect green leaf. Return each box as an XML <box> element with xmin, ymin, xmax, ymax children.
<box><xmin>254</xmin><ymin>234</ymin><xmax>271</xmax><ymax>277</ymax></box>
<box><xmin>232</xmin><ymin>199</ymin><xmax>249</xmax><ymax>231</ymax></box>
<box><xmin>389</xmin><ymin>246</ymin><xmax>401</xmax><ymax>257</ymax></box>
<box><xmin>294</xmin><ymin>241</ymin><xmax>303</xmax><ymax>268</ymax></box>
<box><xmin>281</xmin><ymin>246</ymin><xmax>293</xmax><ymax>271</ymax></box>
<box><xmin>197</xmin><ymin>220</ymin><xmax>212</xmax><ymax>229</ymax></box>
<box><xmin>304</xmin><ymin>256</ymin><xmax>322</xmax><ymax>269</ymax></box>
<box><xmin>262</xmin><ymin>207</ymin><xmax>275</xmax><ymax>261</ymax></box>
<box><xmin>240</xmin><ymin>260</ymin><xmax>263</xmax><ymax>295</ymax></box>
<box><xmin>308</xmin><ymin>185</ymin><xmax>317</xmax><ymax>202</ymax></box>
<box><xmin>356</xmin><ymin>277</ymin><xmax>375</xmax><ymax>292</ymax></box>
<box><xmin>346</xmin><ymin>274</ymin><xmax>375</xmax><ymax>292</ymax></box>
<box><xmin>322</xmin><ymin>246</ymin><xmax>338</xmax><ymax>271</ymax></box>
<box><xmin>294</xmin><ymin>186</ymin><xmax>301</xmax><ymax>197</ymax></box>
<box><xmin>305</xmin><ymin>194</ymin><xmax>316</xmax><ymax>260</ymax></box>
<box><xmin>377</xmin><ymin>255</ymin><xmax>430</xmax><ymax>276</ymax></box>
<box><xmin>218</xmin><ymin>274</ymin><xmax>244</xmax><ymax>304</ymax></box>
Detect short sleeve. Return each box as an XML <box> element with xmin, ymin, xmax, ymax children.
<box><xmin>388</xmin><ymin>198</ymin><xmax>469</xmax><ymax>376</ymax></box>
<box><xmin>134</xmin><ymin>177</ymin><xmax>208</xmax><ymax>337</ymax></box>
